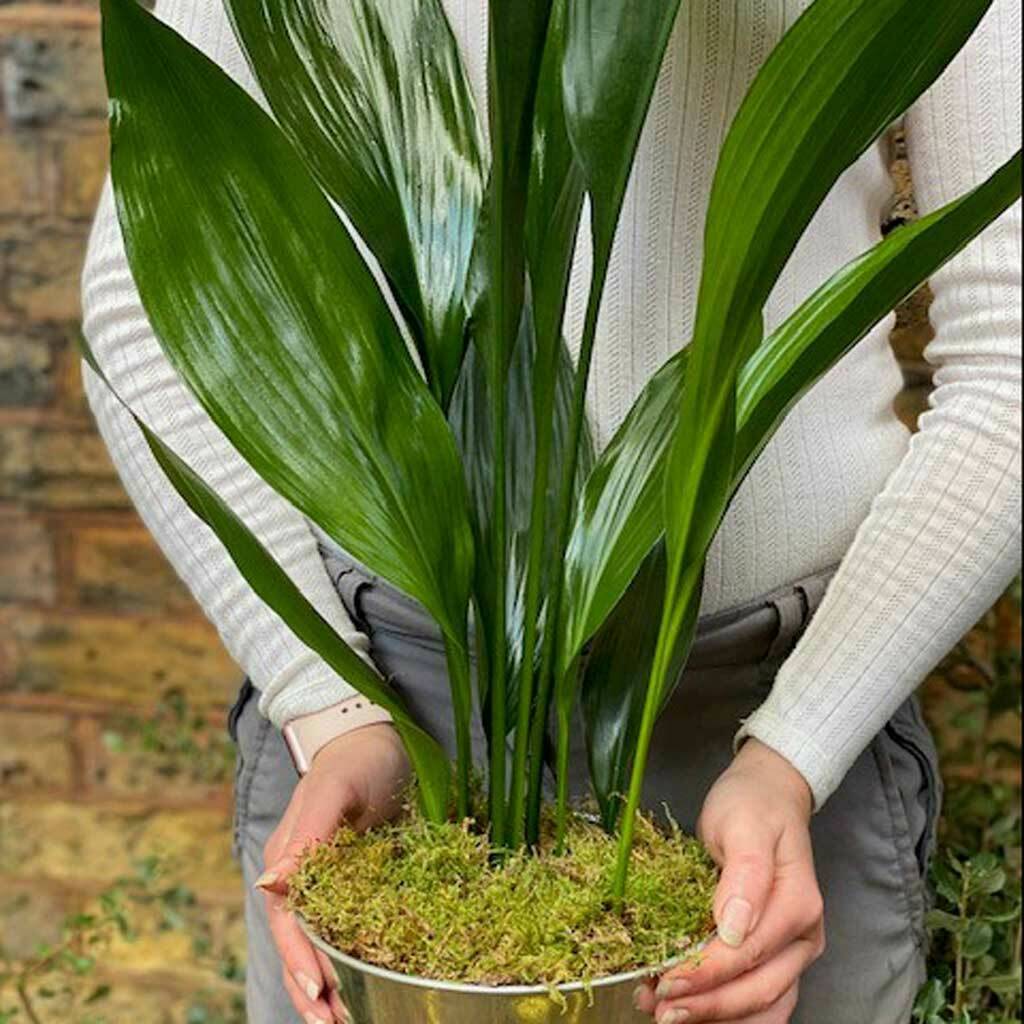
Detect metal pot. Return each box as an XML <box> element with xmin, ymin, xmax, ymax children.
<box><xmin>305</xmin><ymin>923</ymin><xmax>661</xmax><ymax>1023</ymax></box>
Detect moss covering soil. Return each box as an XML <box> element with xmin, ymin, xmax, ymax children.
<box><xmin>291</xmin><ymin>807</ymin><xmax>718</xmax><ymax>989</ymax></box>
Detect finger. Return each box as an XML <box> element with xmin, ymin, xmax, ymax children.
<box><xmin>266</xmin><ymin>891</ymin><xmax>329</xmax><ymax>1008</ymax></box>
<box><xmin>633</xmin><ymin>976</ymin><xmax>658</xmax><ymax>1015</ymax></box>
<box><xmin>283</xmin><ymin>966</ymin><xmax>338</xmax><ymax>1024</ymax></box>
<box><xmin>656</xmin><ymin>864</ymin><xmax>822</xmax><ymax>998</ymax></box>
<box><xmin>707</xmin><ymin>984</ymin><xmax>799</xmax><ymax>1024</ymax></box>
<box><xmin>264</xmin><ymin>777</ymin><xmax>366</xmax><ymax>886</ymax></box>
<box><xmin>707</xmin><ymin>815</ymin><xmax>779</xmax><ymax>948</ymax></box>
<box><xmin>328</xmin><ymin>987</ymin><xmax>351</xmax><ymax>1024</ymax></box>
<box><xmin>255</xmin><ymin>787</ymin><xmax>306</xmax><ymax>892</ymax></box>
<box><xmin>317</xmin><ymin>949</ymin><xmax>340</xmax><ymax>991</ymax></box>
<box><xmin>655</xmin><ymin>943</ymin><xmax>813</xmax><ymax>1022</ymax></box>
<box><xmin>314</xmin><ymin>948</ymin><xmax>350</xmax><ymax>1022</ymax></box>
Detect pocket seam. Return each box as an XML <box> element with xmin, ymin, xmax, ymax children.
<box><xmin>872</xmin><ymin>735</ymin><xmax>928</xmax><ymax>950</ymax></box>
<box><xmin>234</xmin><ymin>714</ymin><xmax>272</xmax><ymax>859</ymax></box>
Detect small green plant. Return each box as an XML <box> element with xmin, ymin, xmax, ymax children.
<box><xmin>917</xmin><ymin>584</ymin><xmax>1023</xmax><ymax>1023</ymax></box>
<box><xmin>0</xmin><ymin>859</ymin><xmax>245</xmax><ymax>1024</ymax></box>
<box><xmin>102</xmin><ymin>687</ymin><xmax>236</xmax><ymax>787</ymax></box>
<box><xmin>86</xmin><ymin>0</ymin><xmax>1022</xmax><ymax>922</ymax></box>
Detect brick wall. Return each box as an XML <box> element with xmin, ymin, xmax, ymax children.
<box><xmin>0</xmin><ymin>3</ymin><xmax>244</xmax><ymax>1018</ymax></box>
<box><xmin>0</xmin><ymin>2</ymin><xmax>1008</xmax><ymax>1020</ymax></box>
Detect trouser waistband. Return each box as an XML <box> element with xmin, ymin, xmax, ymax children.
<box><xmin>321</xmin><ymin>544</ymin><xmax>837</xmax><ymax>671</ymax></box>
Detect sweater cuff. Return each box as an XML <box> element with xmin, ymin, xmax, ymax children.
<box><xmin>257</xmin><ymin>642</ymin><xmax>378</xmax><ymax>728</ymax></box>
<box><xmin>735</xmin><ymin>704</ymin><xmax>843</xmax><ymax>812</ymax></box>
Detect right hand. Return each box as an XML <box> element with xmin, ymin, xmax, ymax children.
<box><xmin>256</xmin><ymin>723</ymin><xmax>411</xmax><ymax>1024</ymax></box>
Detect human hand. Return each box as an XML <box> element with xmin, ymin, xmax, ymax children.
<box><xmin>256</xmin><ymin>723</ymin><xmax>411</xmax><ymax>1024</ymax></box>
<box><xmin>634</xmin><ymin>739</ymin><xmax>824</xmax><ymax>1023</ymax></box>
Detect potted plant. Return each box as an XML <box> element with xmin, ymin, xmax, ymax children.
<box><xmin>86</xmin><ymin>0</ymin><xmax>1020</xmax><ymax>1019</ymax></box>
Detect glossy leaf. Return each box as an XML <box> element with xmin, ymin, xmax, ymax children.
<box><xmin>537</xmin><ymin>0</ymin><xmax>688</xmax><ymax>843</ymax></box>
<box><xmin>79</xmin><ymin>341</ymin><xmax>452</xmax><ymax>822</ymax></box>
<box><xmin>101</xmin><ymin>0</ymin><xmax>475</xmax><ymax>651</ymax></box>
<box><xmin>616</xmin><ymin>0</ymin><xmax>999</xmax><ymax>898</ymax></box>
<box><xmin>559</xmin><ymin>350</ymin><xmax>688</xmax><ymax>681</ymax></box>
<box><xmin>510</xmin><ymin>0</ymin><xmax>589</xmax><ymax>845</ymax></box>
<box><xmin>583</xmin><ymin>150</ymin><xmax>1019</xmax><ymax>842</ymax></box>
<box><xmin>562</xmin><ymin>0</ymin><xmax>683</xmax><ymax>254</ymax></box>
<box><xmin>566</xmin><ymin>150</ymin><xmax>1021</xmax><ymax>693</ymax></box>
<box><xmin>476</xmin><ymin>0</ymin><xmax>557</xmax><ymax>837</ymax></box>
<box><xmin>664</xmin><ymin>0</ymin><xmax>997</xmax><ymax>582</ymax></box>
<box><xmin>448</xmin><ymin>314</ymin><xmax>591</xmax><ymax>712</ymax></box>
<box><xmin>483</xmin><ymin>0</ymin><xmax>555</xmax><ymax>378</ymax></box>
<box><xmin>736</xmin><ymin>151</ymin><xmax>1024</xmax><ymax>478</ymax></box>
<box><xmin>581</xmin><ymin>547</ymin><xmax>702</xmax><ymax>832</ymax></box>
<box><xmin>527</xmin><ymin>0</ymin><xmax>586</xmax><ymax>350</ymax></box>
<box><xmin>226</xmin><ymin>0</ymin><xmax>485</xmax><ymax>407</ymax></box>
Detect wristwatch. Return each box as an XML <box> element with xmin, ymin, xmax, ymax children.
<box><xmin>282</xmin><ymin>696</ymin><xmax>394</xmax><ymax>775</ymax></box>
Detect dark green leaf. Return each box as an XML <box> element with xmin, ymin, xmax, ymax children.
<box><xmin>79</xmin><ymin>340</ymin><xmax>452</xmax><ymax>821</ymax></box>
<box><xmin>560</xmin><ymin>350</ymin><xmax>687</xmax><ymax>680</ymax></box>
<box><xmin>580</xmin><ymin>546</ymin><xmax>700</xmax><ymax>830</ymax></box>
<box><xmin>448</xmin><ymin>314</ymin><xmax>591</xmax><ymax>713</ymax></box>
<box><xmin>226</xmin><ymin>0</ymin><xmax>485</xmax><ymax>406</ymax></box>
<box><xmin>736</xmin><ymin>152</ymin><xmax>1023</xmax><ymax>477</ymax></box>
<box><xmin>101</xmin><ymin>0</ymin><xmax>474</xmax><ymax>653</ymax></box>
<box><xmin>482</xmin><ymin>0</ymin><xmax>554</xmax><ymax>378</ymax></box>
<box><xmin>665</xmin><ymin>0</ymin><xmax>997</xmax><ymax>598</ymax></box>
<box><xmin>562</xmin><ymin>0</ymin><xmax>683</xmax><ymax>254</ymax></box>
<box><xmin>962</xmin><ymin>922</ymin><xmax>995</xmax><ymax>960</ymax></box>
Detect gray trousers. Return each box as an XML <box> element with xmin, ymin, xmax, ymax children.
<box><xmin>231</xmin><ymin>552</ymin><xmax>941</xmax><ymax>1023</ymax></box>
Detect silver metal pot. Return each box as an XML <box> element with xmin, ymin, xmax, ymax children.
<box><xmin>305</xmin><ymin>923</ymin><xmax>662</xmax><ymax>1023</ymax></box>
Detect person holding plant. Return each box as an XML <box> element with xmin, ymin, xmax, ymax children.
<box><xmin>81</xmin><ymin>1</ymin><xmax>1021</xmax><ymax>1023</ymax></box>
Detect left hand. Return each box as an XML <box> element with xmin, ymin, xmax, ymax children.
<box><xmin>634</xmin><ymin>739</ymin><xmax>825</xmax><ymax>1023</ymax></box>
<box><xmin>257</xmin><ymin>723</ymin><xmax>411</xmax><ymax>1024</ymax></box>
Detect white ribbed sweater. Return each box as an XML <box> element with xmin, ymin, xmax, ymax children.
<box><xmin>82</xmin><ymin>0</ymin><xmax>1022</xmax><ymax>807</ymax></box>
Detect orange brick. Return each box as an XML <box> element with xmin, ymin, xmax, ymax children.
<box><xmin>4</xmin><ymin>225</ymin><xmax>89</xmax><ymax>324</ymax></box>
<box><xmin>0</xmin><ymin>514</ymin><xmax>55</xmax><ymax>602</ymax></box>
<box><xmin>0</xmin><ymin>608</ymin><xmax>239</xmax><ymax>711</ymax></box>
<box><xmin>0</xmin><ymin>709</ymin><xmax>72</xmax><ymax>790</ymax></box>
<box><xmin>0</xmin><ymin>133</ymin><xmax>46</xmax><ymax>216</ymax></box>
<box><xmin>57</xmin><ymin>128</ymin><xmax>108</xmax><ymax>219</ymax></box>
<box><xmin>0</xmin><ymin>422</ymin><xmax>130</xmax><ymax>509</ymax></box>
<box><xmin>70</xmin><ymin>522</ymin><xmax>196</xmax><ymax>613</ymax></box>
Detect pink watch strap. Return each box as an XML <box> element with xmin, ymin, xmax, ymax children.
<box><xmin>282</xmin><ymin>696</ymin><xmax>394</xmax><ymax>775</ymax></box>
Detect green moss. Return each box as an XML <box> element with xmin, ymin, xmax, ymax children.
<box><xmin>290</xmin><ymin>808</ymin><xmax>717</xmax><ymax>988</ymax></box>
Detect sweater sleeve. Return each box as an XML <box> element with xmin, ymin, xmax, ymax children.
<box><xmin>81</xmin><ymin>0</ymin><xmax>374</xmax><ymax>727</ymax></box>
<box><xmin>740</xmin><ymin>0</ymin><xmax>1022</xmax><ymax>808</ymax></box>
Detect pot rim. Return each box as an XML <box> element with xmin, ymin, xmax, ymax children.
<box><xmin>303</xmin><ymin>919</ymin><xmax>710</xmax><ymax>997</ymax></box>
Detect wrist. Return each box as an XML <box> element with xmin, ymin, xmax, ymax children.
<box><xmin>734</xmin><ymin>738</ymin><xmax>814</xmax><ymax>822</ymax></box>
<box><xmin>282</xmin><ymin>695</ymin><xmax>394</xmax><ymax>775</ymax></box>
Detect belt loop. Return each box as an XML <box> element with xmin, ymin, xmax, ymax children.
<box><xmin>765</xmin><ymin>591</ymin><xmax>805</xmax><ymax>663</ymax></box>
<box><xmin>798</xmin><ymin>573</ymin><xmax>831</xmax><ymax>622</ymax></box>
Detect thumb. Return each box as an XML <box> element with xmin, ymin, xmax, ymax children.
<box><xmin>257</xmin><ymin>777</ymin><xmax>365</xmax><ymax>894</ymax></box>
<box><xmin>710</xmin><ymin>818</ymin><xmax>778</xmax><ymax>948</ymax></box>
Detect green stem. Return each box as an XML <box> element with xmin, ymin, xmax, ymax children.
<box><xmin>611</xmin><ymin>572</ymin><xmax>699</xmax><ymax>905</ymax></box>
<box><xmin>554</xmin><ymin>706</ymin><xmax>573</xmax><ymax>854</ymax></box>
<box><xmin>524</xmin><ymin>258</ymin><xmax>611</xmax><ymax>844</ymax></box>
<box><xmin>489</xmin><ymin>381</ymin><xmax>509</xmax><ymax>843</ymax></box>
<box><xmin>508</xmin><ymin>380</ymin><xmax>557</xmax><ymax>848</ymax></box>
<box><xmin>443</xmin><ymin>639</ymin><xmax>474</xmax><ymax>821</ymax></box>
<box><xmin>953</xmin><ymin>868</ymin><xmax>971</xmax><ymax>1017</ymax></box>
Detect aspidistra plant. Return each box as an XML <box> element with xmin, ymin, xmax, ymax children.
<box><xmin>93</xmin><ymin>0</ymin><xmax>1020</xmax><ymax>901</ymax></box>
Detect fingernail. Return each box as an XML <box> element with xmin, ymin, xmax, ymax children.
<box><xmin>656</xmin><ymin>977</ymin><xmax>693</xmax><ymax>1000</ymax></box>
<box><xmin>719</xmin><ymin>896</ymin><xmax>755</xmax><ymax>947</ymax></box>
<box><xmin>304</xmin><ymin>1015</ymin><xmax>328</xmax><ymax>1024</ymax></box>
<box><xmin>254</xmin><ymin>871</ymin><xmax>278</xmax><ymax>890</ymax></box>
<box><xmin>296</xmin><ymin>971</ymin><xmax>321</xmax><ymax>1001</ymax></box>
<box><xmin>658</xmin><ymin>1009</ymin><xmax>691</xmax><ymax>1024</ymax></box>
<box><xmin>632</xmin><ymin>985</ymin><xmax>647</xmax><ymax>1010</ymax></box>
